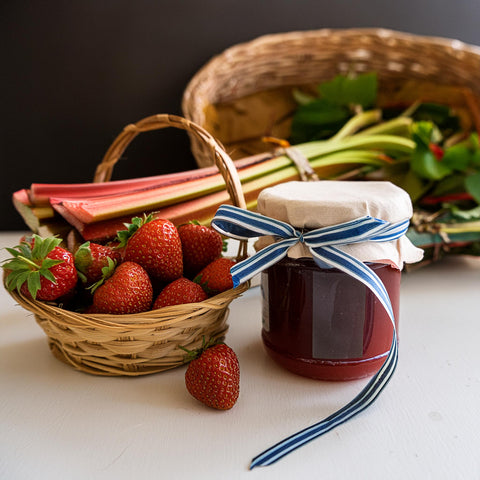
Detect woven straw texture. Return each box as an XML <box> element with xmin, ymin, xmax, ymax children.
<box><xmin>6</xmin><ymin>114</ymin><xmax>249</xmax><ymax>376</ymax></box>
<box><xmin>182</xmin><ymin>28</ymin><xmax>480</xmax><ymax>167</ymax></box>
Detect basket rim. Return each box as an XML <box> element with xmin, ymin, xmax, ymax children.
<box><xmin>227</xmin><ymin>28</ymin><xmax>480</xmax><ymax>55</ymax></box>
<box><xmin>183</xmin><ymin>27</ymin><xmax>480</xmax><ymax>108</ymax></box>
<box><xmin>6</xmin><ymin>280</ymin><xmax>250</xmax><ymax>330</ymax></box>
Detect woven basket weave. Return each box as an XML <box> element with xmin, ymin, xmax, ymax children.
<box><xmin>6</xmin><ymin>114</ymin><xmax>249</xmax><ymax>376</ymax></box>
<box><xmin>182</xmin><ymin>28</ymin><xmax>480</xmax><ymax>167</ymax></box>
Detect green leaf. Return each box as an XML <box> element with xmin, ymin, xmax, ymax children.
<box><xmin>430</xmin><ymin>173</ymin><xmax>466</xmax><ymax>197</ymax></box>
<box><xmin>465</xmin><ymin>171</ymin><xmax>480</xmax><ymax>203</ymax></box>
<box><xmin>26</xmin><ymin>271</ymin><xmax>41</xmax><ymax>299</ymax></box>
<box><xmin>412</xmin><ymin>103</ymin><xmax>460</xmax><ymax>134</ymax></box>
<box><xmin>116</xmin><ymin>215</ymin><xmax>152</xmax><ymax>248</ymax></box>
<box><xmin>15</xmin><ymin>271</ymin><xmax>30</xmax><ymax>291</ymax></box>
<box><xmin>441</xmin><ymin>145</ymin><xmax>472</xmax><ymax>172</ymax></box>
<box><xmin>292</xmin><ymin>99</ymin><xmax>349</xmax><ymax>125</ymax></box>
<box><xmin>449</xmin><ymin>204</ymin><xmax>480</xmax><ymax>221</ymax></box>
<box><xmin>411</xmin><ymin>121</ymin><xmax>434</xmax><ymax>147</ymax></box>
<box><xmin>396</xmin><ymin>169</ymin><xmax>431</xmax><ymax>203</ymax></box>
<box><xmin>410</xmin><ymin>122</ymin><xmax>452</xmax><ymax>180</ymax></box>
<box><xmin>42</xmin><ymin>258</ymin><xmax>63</xmax><ymax>269</ymax></box>
<box><xmin>290</xmin><ymin>99</ymin><xmax>350</xmax><ymax>143</ymax></box>
<box><xmin>318</xmin><ymin>72</ymin><xmax>377</xmax><ymax>109</ymax></box>
<box><xmin>472</xmin><ymin>150</ymin><xmax>480</xmax><ymax>168</ymax></box>
<box><xmin>32</xmin><ymin>235</ymin><xmax>60</xmax><ymax>260</ymax></box>
<box><xmin>88</xmin><ymin>256</ymin><xmax>117</xmax><ymax>293</ymax></box>
<box><xmin>410</xmin><ymin>147</ymin><xmax>452</xmax><ymax>180</ymax></box>
<box><xmin>41</xmin><ymin>269</ymin><xmax>57</xmax><ymax>284</ymax></box>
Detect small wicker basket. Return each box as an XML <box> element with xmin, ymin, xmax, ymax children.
<box><xmin>6</xmin><ymin>114</ymin><xmax>250</xmax><ymax>376</ymax></box>
<box><xmin>182</xmin><ymin>28</ymin><xmax>480</xmax><ymax>167</ymax></box>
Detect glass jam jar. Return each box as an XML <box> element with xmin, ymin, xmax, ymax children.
<box><xmin>255</xmin><ymin>180</ymin><xmax>423</xmax><ymax>381</ymax></box>
<box><xmin>261</xmin><ymin>257</ymin><xmax>400</xmax><ymax>381</ymax></box>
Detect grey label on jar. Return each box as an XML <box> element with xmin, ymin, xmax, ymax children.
<box><xmin>312</xmin><ymin>272</ymin><xmax>365</xmax><ymax>359</ymax></box>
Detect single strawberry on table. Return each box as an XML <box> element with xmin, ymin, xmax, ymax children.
<box><xmin>2</xmin><ymin>234</ymin><xmax>78</xmax><ymax>301</ymax></box>
<box><xmin>117</xmin><ymin>215</ymin><xmax>183</xmax><ymax>282</ymax></box>
<box><xmin>183</xmin><ymin>341</ymin><xmax>240</xmax><ymax>410</ymax></box>
<box><xmin>194</xmin><ymin>257</ymin><xmax>235</xmax><ymax>296</ymax></box>
<box><xmin>153</xmin><ymin>277</ymin><xmax>207</xmax><ymax>309</ymax></box>
<box><xmin>177</xmin><ymin>221</ymin><xmax>224</xmax><ymax>278</ymax></box>
<box><xmin>74</xmin><ymin>241</ymin><xmax>122</xmax><ymax>285</ymax></box>
<box><xmin>91</xmin><ymin>260</ymin><xmax>153</xmax><ymax>314</ymax></box>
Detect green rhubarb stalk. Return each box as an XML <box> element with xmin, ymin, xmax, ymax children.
<box><xmin>54</xmin><ymin>146</ymin><xmax>394</xmax><ymax>226</ymax></box>
<box><xmin>296</xmin><ymin>134</ymin><xmax>415</xmax><ymax>159</ymax></box>
<box><xmin>355</xmin><ymin>116</ymin><xmax>413</xmax><ymax>137</ymax></box>
<box><xmin>328</xmin><ymin>109</ymin><xmax>382</xmax><ymax>141</ymax></box>
<box><xmin>440</xmin><ymin>222</ymin><xmax>480</xmax><ymax>233</ymax></box>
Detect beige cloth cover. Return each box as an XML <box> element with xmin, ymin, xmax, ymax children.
<box><xmin>255</xmin><ymin>181</ymin><xmax>424</xmax><ymax>270</ymax></box>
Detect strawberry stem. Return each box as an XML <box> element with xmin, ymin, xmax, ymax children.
<box><xmin>179</xmin><ymin>336</ymin><xmax>219</xmax><ymax>362</ymax></box>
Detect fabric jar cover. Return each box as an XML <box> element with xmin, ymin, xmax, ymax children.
<box><xmin>254</xmin><ymin>180</ymin><xmax>424</xmax><ymax>269</ymax></box>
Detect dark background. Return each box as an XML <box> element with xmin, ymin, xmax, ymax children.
<box><xmin>2</xmin><ymin>0</ymin><xmax>480</xmax><ymax>230</ymax></box>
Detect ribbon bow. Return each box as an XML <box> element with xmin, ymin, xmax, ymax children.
<box><xmin>211</xmin><ymin>204</ymin><xmax>409</xmax><ymax>469</ymax></box>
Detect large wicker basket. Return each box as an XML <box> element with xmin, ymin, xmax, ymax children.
<box><xmin>6</xmin><ymin>114</ymin><xmax>250</xmax><ymax>376</ymax></box>
<box><xmin>182</xmin><ymin>28</ymin><xmax>480</xmax><ymax>167</ymax></box>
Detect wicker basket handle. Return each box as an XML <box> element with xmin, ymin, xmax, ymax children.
<box><xmin>93</xmin><ymin>114</ymin><xmax>247</xmax><ymax>211</ymax></box>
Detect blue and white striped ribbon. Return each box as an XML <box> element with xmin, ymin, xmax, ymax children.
<box><xmin>211</xmin><ymin>204</ymin><xmax>409</xmax><ymax>469</ymax></box>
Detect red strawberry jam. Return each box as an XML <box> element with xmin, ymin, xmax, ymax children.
<box><xmin>261</xmin><ymin>257</ymin><xmax>400</xmax><ymax>381</ymax></box>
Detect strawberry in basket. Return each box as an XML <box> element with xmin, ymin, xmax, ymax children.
<box><xmin>90</xmin><ymin>260</ymin><xmax>153</xmax><ymax>314</ymax></box>
<box><xmin>194</xmin><ymin>257</ymin><xmax>235</xmax><ymax>296</ymax></box>
<box><xmin>177</xmin><ymin>221</ymin><xmax>224</xmax><ymax>278</ymax></box>
<box><xmin>117</xmin><ymin>214</ymin><xmax>183</xmax><ymax>282</ymax></box>
<box><xmin>2</xmin><ymin>234</ymin><xmax>77</xmax><ymax>301</ymax></box>
<box><xmin>153</xmin><ymin>277</ymin><xmax>207</xmax><ymax>309</ymax></box>
<box><xmin>74</xmin><ymin>241</ymin><xmax>122</xmax><ymax>285</ymax></box>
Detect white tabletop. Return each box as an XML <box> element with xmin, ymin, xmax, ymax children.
<box><xmin>1</xmin><ymin>231</ymin><xmax>479</xmax><ymax>480</ymax></box>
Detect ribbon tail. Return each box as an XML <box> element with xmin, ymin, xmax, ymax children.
<box><xmin>250</xmin><ymin>245</ymin><xmax>398</xmax><ymax>468</ymax></box>
<box><xmin>250</xmin><ymin>336</ymin><xmax>398</xmax><ymax>469</ymax></box>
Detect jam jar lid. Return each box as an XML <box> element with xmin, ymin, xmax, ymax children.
<box><xmin>255</xmin><ymin>181</ymin><xmax>424</xmax><ymax>269</ymax></box>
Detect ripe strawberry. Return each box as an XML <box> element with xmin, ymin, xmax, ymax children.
<box><xmin>184</xmin><ymin>342</ymin><xmax>240</xmax><ymax>410</ymax></box>
<box><xmin>177</xmin><ymin>221</ymin><xmax>224</xmax><ymax>277</ymax></box>
<box><xmin>92</xmin><ymin>261</ymin><xmax>153</xmax><ymax>314</ymax></box>
<box><xmin>74</xmin><ymin>241</ymin><xmax>122</xmax><ymax>285</ymax></box>
<box><xmin>118</xmin><ymin>215</ymin><xmax>183</xmax><ymax>282</ymax></box>
<box><xmin>2</xmin><ymin>234</ymin><xmax>77</xmax><ymax>301</ymax></box>
<box><xmin>194</xmin><ymin>257</ymin><xmax>235</xmax><ymax>296</ymax></box>
<box><xmin>153</xmin><ymin>277</ymin><xmax>207</xmax><ymax>309</ymax></box>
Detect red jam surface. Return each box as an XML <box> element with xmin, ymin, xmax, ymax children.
<box><xmin>261</xmin><ymin>257</ymin><xmax>400</xmax><ymax>381</ymax></box>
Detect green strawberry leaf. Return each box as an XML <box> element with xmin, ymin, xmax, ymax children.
<box><xmin>74</xmin><ymin>241</ymin><xmax>93</xmax><ymax>274</ymax></box>
<box><xmin>88</xmin><ymin>256</ymin><xmax>117</xmax><ymax>293</ymax></box>
<box><xmin>26</xmin><ymin>270</ymin><xmax>42</xmax><ymax>299</ymax></box>
<box><xmin>116</xmin><ymin>214</ymin><xmax>153</xmax><ymax>248</ymax></box>
<box><xmin>2</xmin><ymin>235</ymin><xmax>65</xmax><ymax>300</ymax></box>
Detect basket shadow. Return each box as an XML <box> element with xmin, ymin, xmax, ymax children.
<box><xmin>0</xmin><ymin>334</ymin><xmax>193</xmax><ymax>412</ymax></box>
